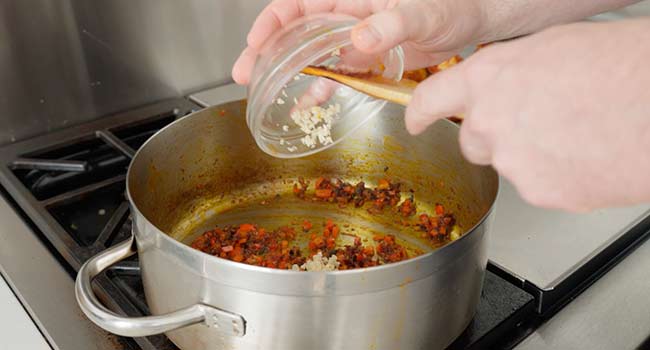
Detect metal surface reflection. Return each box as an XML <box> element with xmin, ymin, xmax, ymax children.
<box><xmin>0</xmin><ymin>0</ymin><xmax>268</xmax><ymax>145</ymax></box>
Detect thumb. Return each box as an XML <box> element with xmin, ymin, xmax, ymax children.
<box><xmin>350</xmin><ymin>1</ymin><xmax>450</xmax><ymax>54</ymax></box>
<box><xmin>405</xmin><ymin>66</ymin><xmax>468</xmax><ymax>134</ymax></box>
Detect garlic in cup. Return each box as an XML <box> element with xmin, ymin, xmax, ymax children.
<box><xmin>246</xmin><ymin>13</ymin><xmax>405</xmax><ymax>158</ymax></box>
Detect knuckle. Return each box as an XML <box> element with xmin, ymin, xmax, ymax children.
<box><xmin>463</xmin><ymin>43</ymin><xmax>515</xmax><ymax>82</ymax></box>
<box><xmin>462</xmin><ymin>112</ymin><xmax>492</xmax><ymax>138</ymax></box>
<box><xmin>458</xmin><ymin>125</ymin><xmax>493</xmax><ymax>165</ymax></box>
<box><xmin>387</xmin><ymin>9</ymin><xmax>409</xmax><ymax>40</ymax></box>
<box><xmin>463</xmin><ymin>55</ymin><xmax>503</xmax><ymax>87</ymax></box>
<box><xmin>417</xmin><ymin>2</ymin><xmax>449</xmax><ymax>42</ymax></box>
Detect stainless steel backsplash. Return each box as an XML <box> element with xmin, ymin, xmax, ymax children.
<box><xmin>0</xmin><ymin>0</ymin><xmax>268</xmax><ymax>145</ymax></box>
<box><xmin>1</xmin><ymin>0</ymin><xmax>648</xmax><ymax>146</ymax></box>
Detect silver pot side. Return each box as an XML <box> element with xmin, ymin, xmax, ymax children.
<box><xmin>134</xmin><ymin>206</ymin><xmax>492</xmax><ymax>350</ymax></box>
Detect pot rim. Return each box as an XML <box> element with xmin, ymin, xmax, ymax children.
<box><xmin>126</xmin><ymin>104</ymin><xmax>499</xmax><ymax>282</ymax></box>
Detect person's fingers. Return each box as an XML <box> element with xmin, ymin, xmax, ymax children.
<box><xmin>458</xmin><ymin>121</ymin><xmax>493</xmax><ymax>165</ymax></box>
<box><xmin>247</xmin><ymin>0</ymin><xmax>378</xmax><ymax>50</ymax></box>
<box><xmin>240</xmin><ymin>0</ymin><xmax>382</xmax><ymax>85</ymax></box>
<box><xmin>232</xmin><ymin>46</ymin><xmax>258</xmax><ymax>85</ymax></box>
<box><xmin>288</xmin><ymin>78</ymin><xmax>339</xmax><ymax>117</ymax></box>
<box><xmin>300</xmin><ymin>78</ymin><xmax>338</xmax><ymax>106</ymax></box>
<box><xmin>404</xmin><ymin>67</ymin><xmax>468</xmax><ymax>135</ymax></box>
<box><xmin>351</xmin><ymin>1</ymin><xmax>450</xmax><ymax>54</ymax></box>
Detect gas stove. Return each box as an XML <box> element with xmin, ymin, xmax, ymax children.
<box><xmin>1</xmin><ymin>87</ymin><xmax>649</xmax><ymax>350</ymax></box>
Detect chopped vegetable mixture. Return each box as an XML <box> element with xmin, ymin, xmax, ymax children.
<box><xmin>191</xmin><ymin>177</ymin><xmax>458</xmax><ymax>271</ymax></box>
<box><xmin>294</xmin><ymin>177</ymin><xmax>402</xmax><ymax>212</ymax></box>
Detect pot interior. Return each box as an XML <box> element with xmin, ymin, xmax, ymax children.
<box><xmin>127</xmin><ymin>100</ymin><xmax>498</xmax><ymax>260</ymax></box>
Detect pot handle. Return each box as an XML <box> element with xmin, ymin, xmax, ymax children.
<box><xmin>75</xmin><ymin>236</ymin><xmax>246</xmax><ymax>338</ymax></box>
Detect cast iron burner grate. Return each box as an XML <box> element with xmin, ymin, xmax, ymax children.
<box><xmin>0</xmin><ymin>98</ymin><xmax>199</xmax><ymax>350</ymax></box>
<box><xmin>0</xmin><ymin>97</ymin><xmax>535</xmax><ymax>350</ymax></box>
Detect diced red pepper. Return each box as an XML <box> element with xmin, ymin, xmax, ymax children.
<box><xmin>315</xmin><ymin>189</ymin><xmax>333</xmax><ymax>198</ymax></box>
<box><xmin>238</xmin><ymin>223</ymin><xmax>255</xmax><ymax>233</ymax></box>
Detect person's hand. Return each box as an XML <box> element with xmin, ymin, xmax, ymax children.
<box><xmin>233</xmin><ymin>0</ymin><xmax>637</xmax><ymax>85</ymax></box>
<box><xmin>405</xmin><ymin>19</ymin><xmax>650</xmax><ymax>212</ymax></box>
<box><xmin>232</xmin><ymin>0</ymin><xmax>486</xmax><ymax>85</ymax></box>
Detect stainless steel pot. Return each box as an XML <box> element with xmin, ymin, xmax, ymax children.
<box><xmin>76</xmin><ymin>100</ymin><xmax>498</xmax><ymax>350</ymax></box>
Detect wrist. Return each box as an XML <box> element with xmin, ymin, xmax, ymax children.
<box><xmin>474</xmin><ymin>0</ymin><xmax>641</xmax><ymax>44</ymax></box>
<box><xmin>474</xmin><ymin>0</ymin><xmax>541</xmax><ymax>44</ymax></box>
<box><xmin>428</xmin><ymin>0</ymin><xmax>490</xmax><ymax>50</ymax></box>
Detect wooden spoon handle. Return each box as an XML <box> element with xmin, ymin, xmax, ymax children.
<box><xmin>301</xmin><ymin>66</ymin><xmax>415</xmax><ymax>106</ymax></box>
<box><xmin>301</xmin><ymin>66</ymin><xmax>463</xmax><ymax>120</ymax></box>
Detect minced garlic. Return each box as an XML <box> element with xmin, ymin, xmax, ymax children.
<box><xmin>290</xmin><ymin>103</ymin><xmax>340</xmax><ymax>149</ymax></box>
<box><xmin>291</xmin><ymin>252</ymin><xmax>340</xmax><ymax>271</ymax></box>
<box><xmin>450</xmin><ymin>225</ymin><xmax>461</xmax><ymax>241</ymax></box>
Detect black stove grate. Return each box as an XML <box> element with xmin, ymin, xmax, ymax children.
<box><xmin>48</xmin><ymin>181</ymin><xmax>127</xmax><ymax>247</ymax></box>
<box><xmin>0</xmin><ymin>97</ymin><xmax>537</xmax><ymax>350</ymax></box>
<box><xmin>0</xmin><ymin>99</ymin><xmax>198</xmax><ymax>350</ymax></box>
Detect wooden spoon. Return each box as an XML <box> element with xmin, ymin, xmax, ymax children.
<box><xmin>301</xmin><ymin>66</ymin><xmax>416</xmax><ymax>106</ymax></box>
<box><xmin>301</xmin><ymin>66</ymin><xmax>464</xmax><ymax>121</ymax></box>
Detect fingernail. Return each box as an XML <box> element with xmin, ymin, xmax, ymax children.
<box><xmin>354</xmin><ymin>24</ymin><xmax>382</xmax><ymax>48</ymax></box>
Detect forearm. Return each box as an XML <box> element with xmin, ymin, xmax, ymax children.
<box><xmin>478</xmin><ymin>0</ymin><xmax>641</xmax><ymax>42</ymax></box>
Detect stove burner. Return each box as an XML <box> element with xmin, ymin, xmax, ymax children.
<box><xmin>9</xmin><ymin>112</ymin><xmax>178</xmax><ymax>201</ymax></box>
<box><xmin>49</xmin><ymin>181</ymin><xmax>128</xmax><ymax>247</ymax></box>
<box><xmin>0</xmin><ymin>98</ymin><xmax>198</xmax><ymax>350</ymax></box>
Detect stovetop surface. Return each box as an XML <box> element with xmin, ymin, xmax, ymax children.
<box><xmin>490</xmin><ymin>180</ymin><xmax>650</xmax><ymax>290</ymax></box>
<box><xmin>1</xmin><ymin>95</ymin><xmax>649</xmax><ymax>350</ymax></box>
